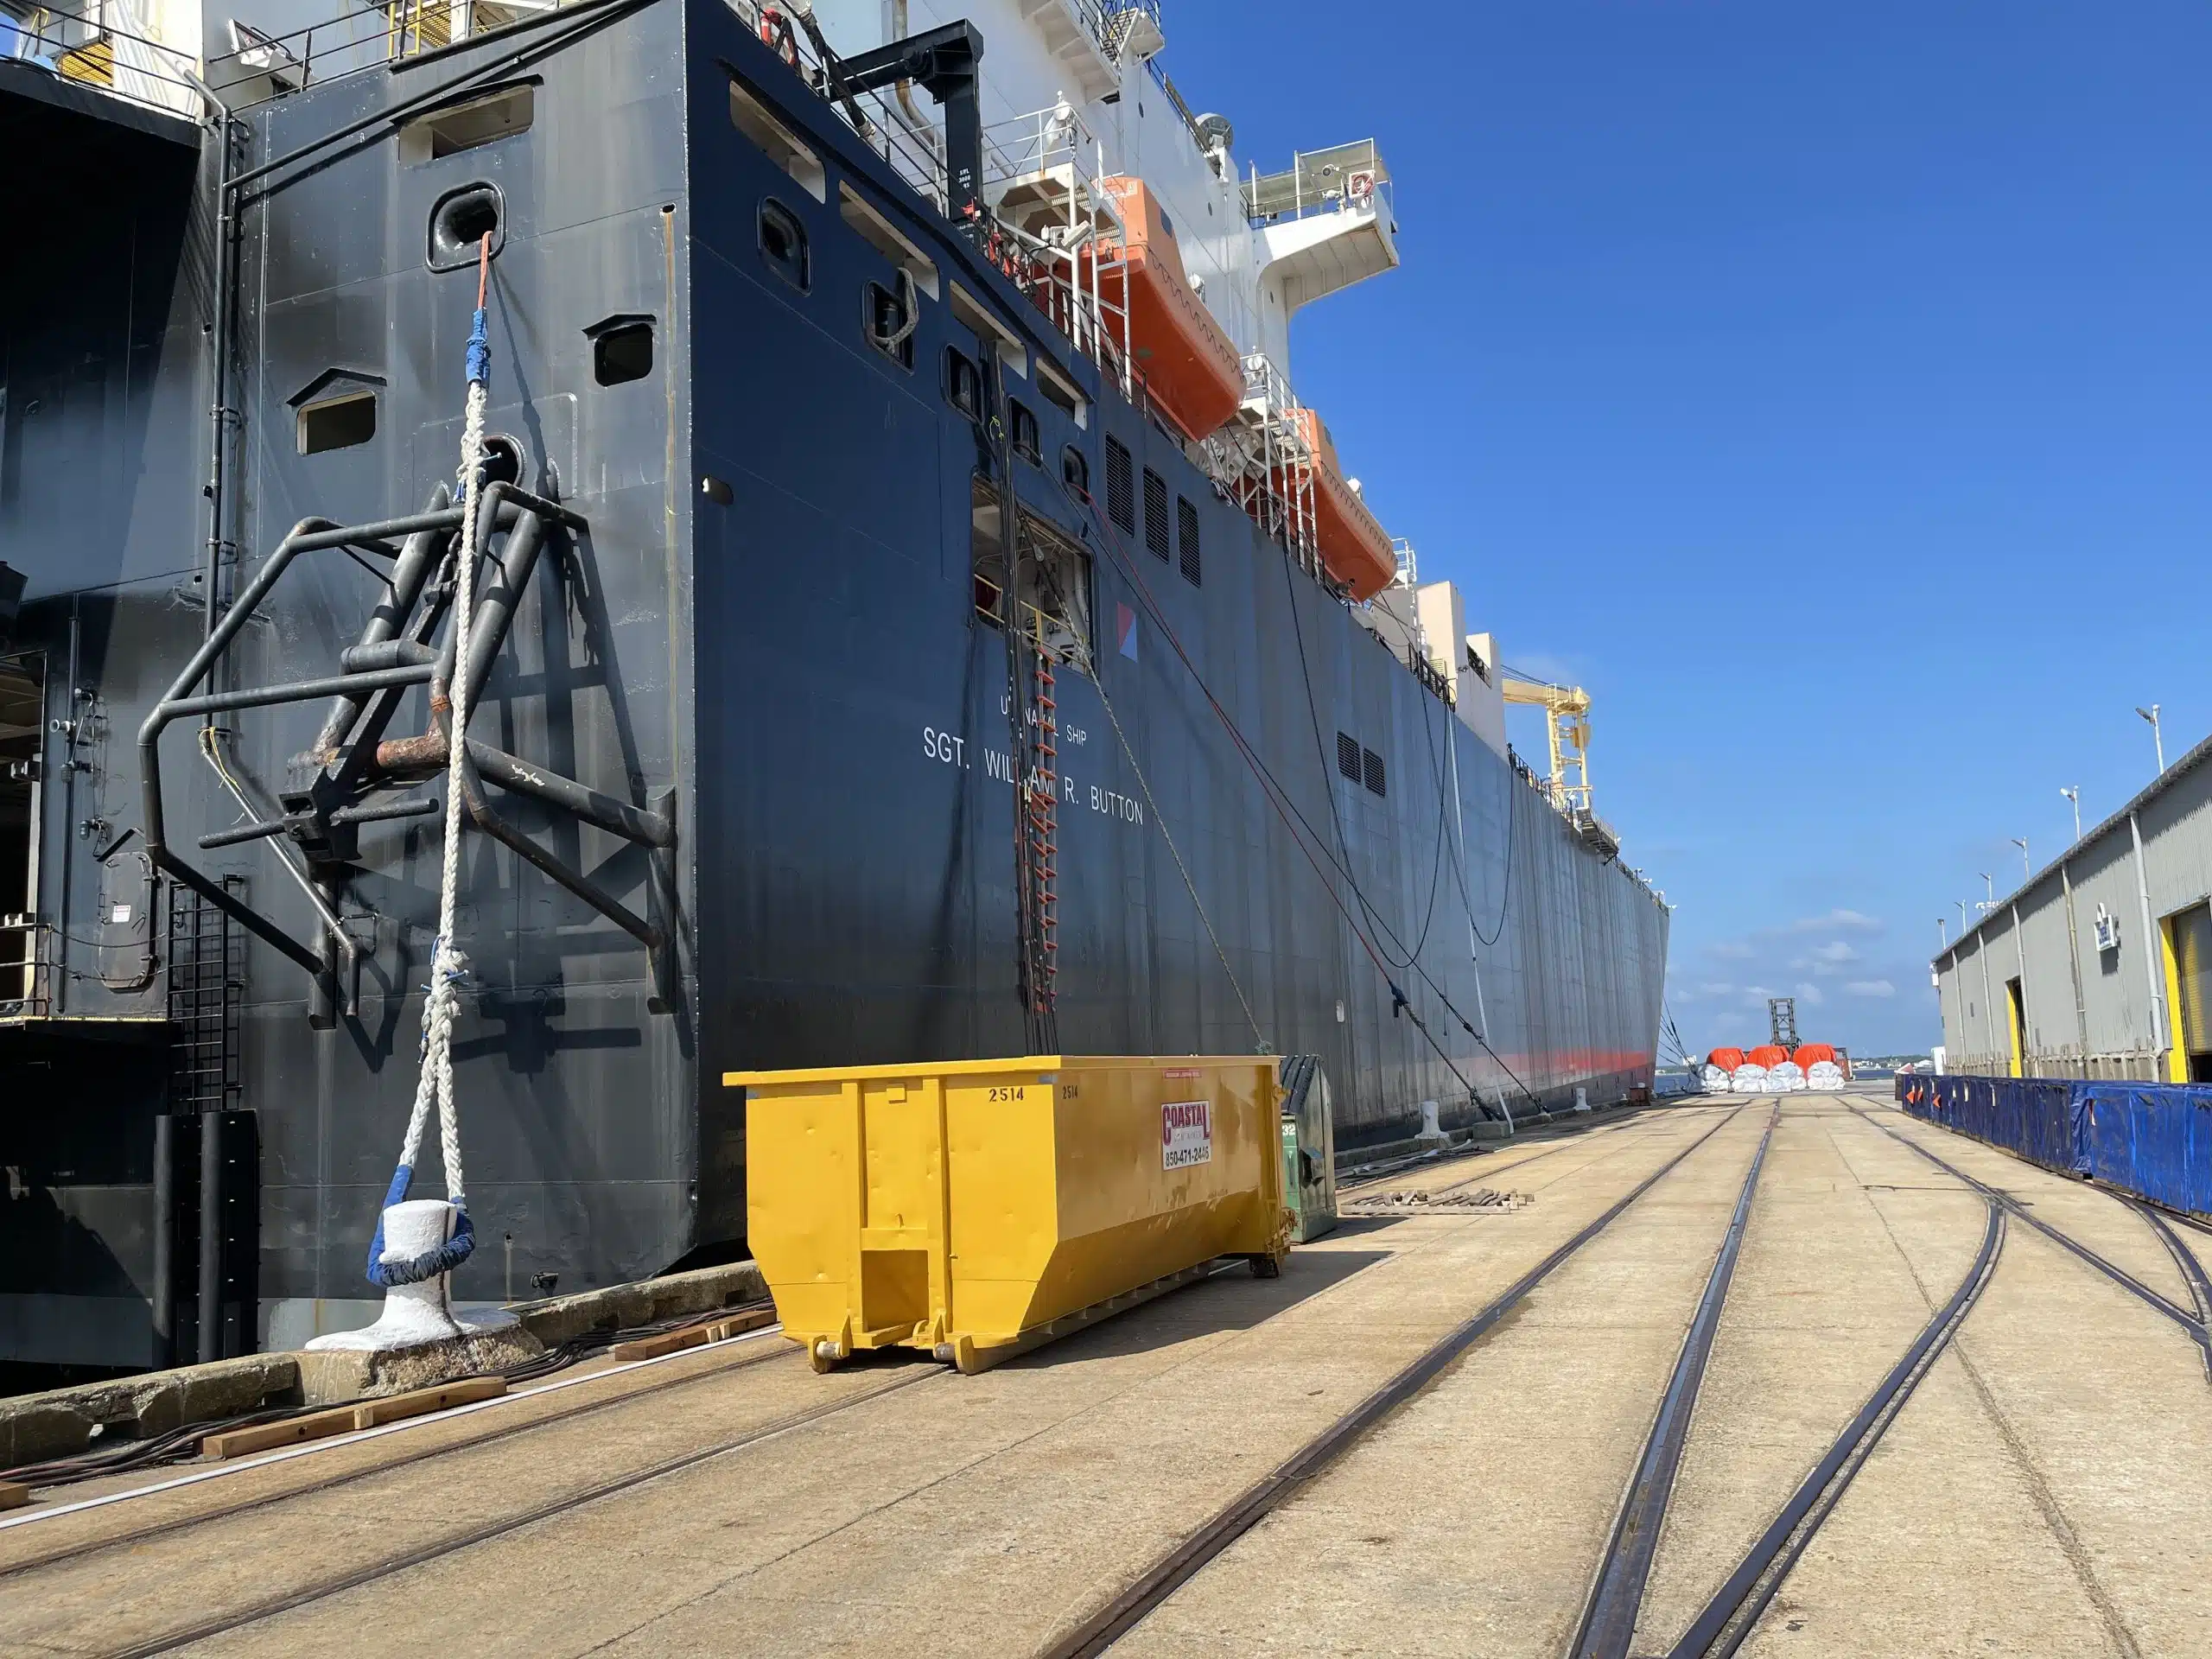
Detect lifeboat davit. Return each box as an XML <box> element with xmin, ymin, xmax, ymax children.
<box><xmin>1284</xmin><ymin>409</ymin><xmax>1395</xmax><ymax>601</ymax></box>
<box><xmin>1085</xmin><ymin>176</ymin><xmax>1243</xmax><ymax>442</ymax></box>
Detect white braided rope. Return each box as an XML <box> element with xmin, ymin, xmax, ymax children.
<box><xmin>396</xmin><ymin>378</ymin><xmax>486</xmax><ymax>1203</ymax></box>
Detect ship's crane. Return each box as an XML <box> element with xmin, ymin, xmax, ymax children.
<box><xmin>1501</xmin><ymin>673</ymin><xmax>1619</xmax><ymax>855</ymax></box>
<box><xmin>1500</xmin><ymin>675</ymin><xmax>1592</xmax><ymax>816</ymax></box>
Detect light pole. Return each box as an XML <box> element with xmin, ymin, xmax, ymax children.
<box><xmin>1978</xmin><ymin>872</ymin><xmax>1996</xmax><ymax>912</ymax></box>
<box><xmin>2137</xmin><ymin>704</ymin><xmax>2166</xmax><ymax>774</ymax></box>
<box><xmin>1956</xmin><ymin>899</ymin><xmax>1969</xmax><ymax>931</ymax></box>
<box><xmin>2061</xmin><ymin>785</ymin><xmax>2081</xmax><ymax>843</ymax></box>
<box><xmin>1938</xmin><ymin>917</ymin><xmax>1948</xmax><ymax>947</ymax></box>
<box><xmin>2011</xmin><ymin>836</ymin><xmax>2030</xmax><ymax>879</ymax></box>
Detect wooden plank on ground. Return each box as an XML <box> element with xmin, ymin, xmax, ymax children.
<box><xmin>703</xmin><ymin>1308</ymin><xmax>778</xmax><ymax>1342</ymax></box>
<box><xmin>202</xmin><ymin>1374</ymin><xmax>508</xmax><ymax>1459</ymax></box>
<box><xmin>609</xmin><ymin>1307</ymin><xmax>776</xmax><ymax>1362</ymax></box>
<box><xmin>348</xmin><ymin>1375</ymin><xmax>505</xmax><ymax>1429</ymax></box>
<box><xmin>609</xmin><ymin>1325</ymin><xmax>710</xmax><ymax>1363</ymax></box>
<box><xmin>0</xmin><ymin>1480</ymin><xmax>29</xmax><ymax>1512</ymax></box>
<box><xmin>200</xmin><ymin>1414</ymin><xmax>353</xmax><ymax>1460</ymax></box>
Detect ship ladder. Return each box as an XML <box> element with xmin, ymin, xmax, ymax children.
<box><xmin>1026</xmin><ymin>641</ymin><xmax>1059</xmax><ymax>1017</ymax></box>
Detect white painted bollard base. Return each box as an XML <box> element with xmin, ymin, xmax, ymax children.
<box><xmin>305</xmin><ymin>1198</ymin><xmax>516</xmax><ymax>1353</ymax></box>
<box><xmin>1415</xmin><ymin>1099</ymin><xmax>1446</xmax><ymax>1145</ymax></box>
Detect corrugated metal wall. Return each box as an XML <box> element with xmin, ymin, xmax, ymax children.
<box><xmin>1936</xmin><ymin>734</ymin><xmax>2212</xmax><ymax>1079</ymax></box>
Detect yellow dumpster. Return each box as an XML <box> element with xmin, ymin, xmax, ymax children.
<box><xmin>725</xmin><ymin>1055</ymin><xmax>1289</xmax><ymax>1374</ymax></box>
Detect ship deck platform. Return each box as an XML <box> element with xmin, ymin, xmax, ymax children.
<box><xmin>3</xmin><ymin>1095</ymin><xmax>2208</xmax><ymax>1657</ymax></box>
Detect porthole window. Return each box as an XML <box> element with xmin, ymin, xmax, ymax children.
<box><xmin>945</xmin><ymin>347</ymin><xmax>981</xmax><ymax>417</ymax></box>
<box><xmin>1009</xmin><ymin>400</ymin><xmax>1040</xmax><ymax>466</ymax></box>
<box><xmin>759</xmin><ymin>198</ymin><xmax>810</xmax><ymax>290</ymax></box>
<box><xmin>865</xmin><ymin>279</ymin><xmax>915</xmax><ymax>369</ymax></box>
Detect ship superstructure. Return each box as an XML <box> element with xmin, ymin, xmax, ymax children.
<box><xmin>0</xmin><ymin>0</ymin><xmax>1665</xmax><ymax>1379</ymax></box>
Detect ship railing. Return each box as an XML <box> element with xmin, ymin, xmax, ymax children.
<box><xmin>1242</xmin><ymin>138</ymin><xmax>1391</xmax><ymax>229</ymax></box>
<box><xmin>1391</xmin><ymin>537</ymin><xmax>1417</xmax><ymax>588</ymax></box>
<box><xmin>0</xmin><ymin>916</ymin><xmax>53</xmax><ymax>1016</ymax></box>
<box><xmin>980</xmin><ymin>101</ymin><xmax>1136</xmax><ymax>398</ymax></box>
<box><xmin>722</xmin><ymin>0</ymin><xmax>950</xmax><ymax>207</ymax></box>
<box><xmin>1200</xmin><ymin>352</ymin><xmax>1323</xmax><ymax>582</ymax></box>
<box><xmin>3</xmin><ymin>0</ymin><xmax>205</xmax><ymax>122</ymax></box>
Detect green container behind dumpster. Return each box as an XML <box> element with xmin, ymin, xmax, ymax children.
<box><xmin>1279</xmin><ymin>1054</ymin><xmax>1338</xmax><ymax>1243</ymax></box>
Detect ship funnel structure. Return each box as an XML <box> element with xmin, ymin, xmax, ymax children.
<box><xmin>137</xmin><ymin>480</ymin><xmax>678</xmax><ymax>1024</ymax></box>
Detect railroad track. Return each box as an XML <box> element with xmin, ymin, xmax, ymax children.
<box><xmin>1845</xmin><ymin>1099</ymin><xmax>2212</xmax><ymax>1369</ymax></box>
<box><xmin>98</xmin><ymin>1363</ymin><xmax>947</xmax><ymax>1658</ymax></box>
<box><xmin>1041</xmin><ymin>1103</ymin><xmax>1754</xmax><ymax>1659</ymax></box>
<box><xmin>1047</xmin><ymin>1093</ymin><xmax>2029</xmax><ymax>1658</ymax></box>
<box><xmin>0</xmin><ymin>1324</ymin><xmax>800</xmax><ymax>1582</ymax></box>
<box><xmin>1338</xmin><ymin>1102</ymin><xmax>1725</xmax><ymax>1200</ymax></box>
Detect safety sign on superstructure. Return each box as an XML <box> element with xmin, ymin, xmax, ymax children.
<box><xmin>1161</xmin><ymin>1100</ymin><xmax>1212</xmax><ymax>1170</ymax></box>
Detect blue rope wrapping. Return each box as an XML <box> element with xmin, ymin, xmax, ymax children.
<box><xmin>365</xmin><ymin>1164</ymin><xmax>478</xmax><ymax>1288</ymax></box>
<box><xmin>466</xmin><ymin>307</ymin><xmax>490</xmax><ymax>387</ymax></box>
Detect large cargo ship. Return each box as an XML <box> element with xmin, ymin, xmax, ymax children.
<box><xmin>0</xmin><ymin>0</ymin><xmax>1667</xmax><ymax>1376</ymax></box>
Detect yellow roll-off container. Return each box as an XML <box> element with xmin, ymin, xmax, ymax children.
<box><xmin>725</xmin><ymin>1055</ymin><xmax>1289</xmax><ymax>1373</ymax></box>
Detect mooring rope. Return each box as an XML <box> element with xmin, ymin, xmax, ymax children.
<box><xmin>365</xmin><ymin>233</ymin><xmax>492</xmax><ymax>1289</ymax></box>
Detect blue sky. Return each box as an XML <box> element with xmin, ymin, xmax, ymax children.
<box><xmin>1169</xmin><ymin>3</ymin><xmax>2212</xmax><ymax>1057</ymax></box>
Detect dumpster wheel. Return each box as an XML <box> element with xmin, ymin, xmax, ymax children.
<box><xmin>1247</xmin><ymin>1251</ymin><xmax>1285</xmax><ymax>1280</ymax></box>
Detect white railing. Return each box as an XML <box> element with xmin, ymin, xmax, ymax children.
<box><xmin>4</xmin><ymin>0</ymin><xmax>204</xmax><ymax>122</ymax></box>
<box><xmin>1243</xmin><ymin>138</ymin><xmax>1390</xmax><ymax>227</ymax></box>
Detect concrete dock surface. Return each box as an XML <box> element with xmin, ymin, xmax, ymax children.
<box><xmin>3</xmin><ymin>1094</ymin><xmax>2206</xmax><ymax>1657</ymax></box>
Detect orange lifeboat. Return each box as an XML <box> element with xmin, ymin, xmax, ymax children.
<box><xmin>1284</xmin><ymin>408</ymin><xmax>1395</xmax><ymax>601</ymax></box>
<box><xmin>1084</xmin><ymin>176</ymin><xmax>1243</xmax><ymax>442</ymax></box>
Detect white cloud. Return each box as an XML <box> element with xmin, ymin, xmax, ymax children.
<box><xmin>1808</xmin><ymin>941</ymin><xmax>1858</xmax><ymax>964</ymax></box>
<box><xmin>1845</xmin><ymin>979</ymin><xmax>1897</xmax><ymax>998</ymax></box>
<box><xmin>1707</xmin><ymin>940</ymin><xmax>1755</xmax><ymax>960</ymax></box>
<box><xmin>1793</xmin><ymin>909</ymin><xmax>1882</xmax><ymax>933</ymax></box>
<box><xmin>1793</xmin><ymin>982</ymin><xmax>1827</xmax><ymax>1007</ymax></box>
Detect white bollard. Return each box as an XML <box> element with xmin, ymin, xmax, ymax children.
<box><xmin>307</xmin><ymin>1198</ymin><xmax>511</xmax><ymax>1353</ymax></box>
<box><xmin>1416</xmin><ymin>1099</ymin><xmax>1447</xmax><ymax>1146</ymax></box>
<box><xmin>1573</xmin><ymin>1086</ymin><xmax>1591</xmax><ymax>1113</ymax></box>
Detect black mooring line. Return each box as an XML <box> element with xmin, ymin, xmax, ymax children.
<box><xmin>1847</xmin><ymin>1103</ymin><xmax>2202</xmax><ymax>1334</ymax></box>
<box><xmin>1667</xmin><ymin>1198</ymin><xmax>2006</xmax><ymax>1659</ymax></box>
<box><xmin>2133</xmin><ymin>1200</ymin><xmax>2212</xmax><ymax>1383</ymax></box>
<box><xmin>113</xmin><ymin>1366</ymin><xmax>946</xmax><ymax>1659</ymax></box>
<box><xmin>1571</xmin><ymin>1103</ymin><xmax>1781</xmax><ymax>1659</ymax></box>
<box><xmin>1042</xmin><ymin>1104</ymin><xmax>1752</xmax><ymax>1659</ymax></box>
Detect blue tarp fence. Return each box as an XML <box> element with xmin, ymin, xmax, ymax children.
<box><xmin>1894</xmin><ymin>1073</ymin><xmax>2212</xmax><ymax>1218</ymax></box>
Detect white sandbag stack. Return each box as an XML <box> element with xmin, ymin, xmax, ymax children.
<box><xmin>1701</xmin><ymin>1064</ymin><xmax>1732</xmax><ymax>1093</ymax></box>
<box><xmin>1769</xmin><ymin>1061</ymin><xmax>1807</xmax><ymax>1092</ymax></box>
<box><xmin>1731</xmin><ymin>1064</ymin><xmax>1769</xmax><ymax>1094</ymax></box>
<box><xmin>1807</xmin><ymin>1060</ymin><xmax>1846</xmax><ymax>1091</ymax></box>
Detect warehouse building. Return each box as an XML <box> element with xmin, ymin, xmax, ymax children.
<box><xmin>1937</xmin><ymin>734</ymin><xmax>2212</xmax><ymax>1079</ymax></box>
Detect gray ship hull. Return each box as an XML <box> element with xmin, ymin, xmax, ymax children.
<box><xmin>0</xmin><ymin>1</ymin><xmax>1665</xmax><ymax>1379</ymax></box>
